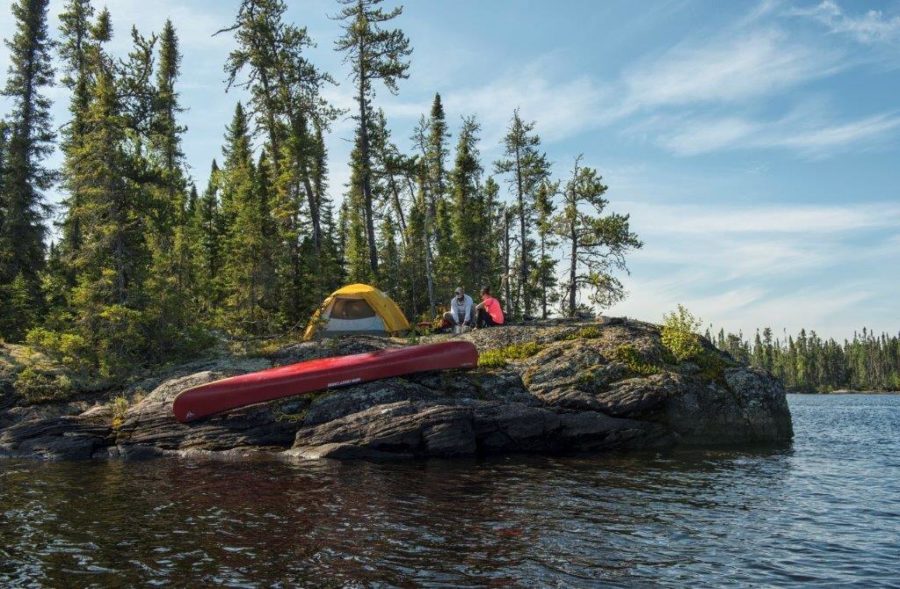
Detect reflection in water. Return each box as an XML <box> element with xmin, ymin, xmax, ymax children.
<box><xmin>1</xmin><ymin>395</ymin><xmax>898</xmax><ymax>587</ymax></box>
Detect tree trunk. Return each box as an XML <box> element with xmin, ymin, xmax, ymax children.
<box><xmin>540</xmin><ymin>234</ymin><xmax>547</xmax><ymax>319</ymax></box>
<box><xmin>514</xmin><ymin>144</ymin><xmax>528</xmax><ymax>318</ymax></box>
<box><xmin>569</xmin><ymin>221</ymin><xmax>577</xmax><ymax>317</ymax></box>
<box><xmin>387</xmin><ymin>172</ymin><xmax>408</xmax><ymax>240</ymax></box>
<box><xmin>423</xmin><ymin>183</ymin><xmax>436</xmax><ymax>318</ymax></box>
<box><xmin>502</xmin><ymin>207</ymin><xmax>512</xmax><ymax>315</ymax></box>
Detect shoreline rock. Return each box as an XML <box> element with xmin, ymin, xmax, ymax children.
<box><xmin>0</xmin><ymin>318</ymin><xmax>793</xmax><ymax>461</ymax></box>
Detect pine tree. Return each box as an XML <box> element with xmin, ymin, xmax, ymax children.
<box><xmin>371</xmin><ymin>109</ymin><xmax>414</xmax><ymax>241</ymax></box>
<box><xmin>410</xmin><ymin>119</ymin><xmax>436</xmax><ymax>316</ymax></box>
<box><xmin>481</xmin><ymin>176</ymin><xmax>504</xmax><ymax>297</ymax></box>
<box><xmin>311</xmin><ymin>122</ymin><xmax>343</xmax><ymax>295</ymax></box>
<box><xmin>554</xmin><ymin>156</ymin><xmax>642</xmax><ymax>317</ymax></box>
<box><xmin>494</xmin><ymin>110</ymin><xmax>550</xmax><ymax>319</ymax></box>
<box><xmin>335</xmin><ymin>0</ymin><xmax>412</xmax><ymax>276</ymax></box>
<box><xmin>0</xmin><ymin>0</ymin><xmax>56</xmax><ymax>339</ymax></box>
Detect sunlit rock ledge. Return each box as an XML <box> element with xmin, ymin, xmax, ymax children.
<box><xmin>0</xmin><ymin>318</ymin><xmax>793</xmax><ymax>461</ymax></box>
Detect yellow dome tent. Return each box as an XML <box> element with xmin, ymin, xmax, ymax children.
<box><xmin>303</xmin><ymin>284</ymin><xmax>410</xmax><ymax>340</ymax></box>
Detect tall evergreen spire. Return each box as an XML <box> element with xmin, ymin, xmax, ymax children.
<box><xmin>0</xmin><ymin>0</ymin><xmax>56</xmax><ymax>339</ymax></box>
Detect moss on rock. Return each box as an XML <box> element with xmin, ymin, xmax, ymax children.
<box><xmin>611</xmin><ymin>344</ymin><xmax>662</xmax><ymax>377</ymax></box>
<box><xmin>478</xmin><ymin>342</ymin><xmax>544</xmax><ymax>368</ymax></box>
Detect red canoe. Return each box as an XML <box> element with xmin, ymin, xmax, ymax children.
<box><xmin>172</xmin><ymin>341</ymin><xmax>479</xmax><ymax>423</ymax></box>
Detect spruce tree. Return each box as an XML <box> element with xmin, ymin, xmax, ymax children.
<box><xmin>68</xmin><ymin>54</ymin><xmax>152</xmax><ymax>377</ymax></box>
<box><xmin>424</xmin><ymin>94</ymin><xmax>449</xmax><ymax>225</ymax></box>
<box><xmin>494</xmin><ymin>110</ymin><xmax>550</xmax><ymax>319</ymax></box>
<box><xmin>378</xmin><ymin>214</ymin><xmax>402</xmax><ymax>299</ymax></box>
<box><xmin>192</xmin><ymin>160</ymin><xmax>224</xmax><ymax>313</ymax></box>
<box><xmin>449</xmin><ymin>116</ymin><xmax>484</xmax><ymax>287</ymax></box>
<box><xmin>0</xmin><ymin>0</ymin><xmax>56</xmax><ymax>339</ymax></box>
<box><xmin>153</xmin><ymin>19</ymin><xmax>186</xmax><ymax>226</ymax></box>
<box><xmin>57</xmin><ymin>0</ymin><xmax>95</xmax><ymax>267</ymax></box>
<box><xmin>335</xmin><ymin>0</ymin><xmax>412</xmax><ymax>276</ymax></box>
<box><xmin>218</xmin><ymin>103</ymin><xmax>274</xmax><ymax>334</ymax></box>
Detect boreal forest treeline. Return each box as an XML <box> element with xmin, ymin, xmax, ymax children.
<box><xmin>0</xmin><ymin>0</ymin><xmax>641</xmax><ymax>378</ymax></box>
<box><xmin>711</xmin><ymin>327</ymin><xmax>900</xmax><ymax>392</ymax></box>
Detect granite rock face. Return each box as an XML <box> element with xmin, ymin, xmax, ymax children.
<box><xmin>0</xmin><ymin>319</ymin><xmax>793</xmax><ymax>461</ymax></box>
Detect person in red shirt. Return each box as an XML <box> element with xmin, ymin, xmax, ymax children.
<box><xmin>475</xmin><ymin>286</ymin><xmax>504</xmax><ymax>328</ymax></box>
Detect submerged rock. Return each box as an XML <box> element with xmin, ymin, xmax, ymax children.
<box><xmin>0</xmin><ymin>318</ymin><xmax>793</xmax><ymax>461</ymax></box>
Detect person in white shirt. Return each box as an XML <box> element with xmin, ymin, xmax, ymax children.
<box><xmin>443</xmin><ymin>286</ymin><xmax>473</xmax><ymax>330</ymax></box>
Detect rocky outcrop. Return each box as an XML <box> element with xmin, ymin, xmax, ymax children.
<box><xmin>0</xmin><ymin>318</ymin><xmax>793</xmax><ymax>461</ymax></box>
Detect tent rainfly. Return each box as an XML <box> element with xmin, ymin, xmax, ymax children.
<box><xmin>303</xmin><ymin>284</ymin><xmax>410</xmax><ymax>340</ymax></box>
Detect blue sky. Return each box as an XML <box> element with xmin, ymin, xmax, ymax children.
<box><xmin>1</xmin><ymin>0</ymin><xmax>898</xmax><ymax>340</ymax></box>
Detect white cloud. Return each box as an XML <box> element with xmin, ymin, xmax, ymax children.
<box><xmin>623</xmin><ymin>201</ymin><xmax>900</xmax><ymax>235</ymax></box>
<box><xmin>643</xmin><ymin>108</ymin><xmax>900</xmax><ymax>157</ymax></box>
<box><xmin>607</xmin><ymin>199</ymin><xmax>900</xmax><ymax>338</ymax></box>
<box><xmin>403</xmin><ymin>62</ymin><xmax>610</xmax><ymax>147</ymax></box>
<box><xmin>620</xmin><ymin>29</ymin><xmax>842</xmax><ymax>111</ymax></box>
<box><xmin>793</xmin><ymin>0</ymin><xmax>900</xmax><ymax>44</ymax></box>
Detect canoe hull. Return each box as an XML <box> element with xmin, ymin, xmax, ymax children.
<box><xmin>172</xmin><ymin>341</ymin><xmax>478</xmax><ymax>423</ymax></box>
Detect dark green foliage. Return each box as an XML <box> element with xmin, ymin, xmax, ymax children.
<box><xmin>449</xmin><ymin>116</ymin><xmax>496</xmax><ymax>292</ymax></box>
<box><xmin>221</xmin><ymin>0</ymin><xmax>339</xmax><ymax>324</ymax></box>
<box><xmin>715</xmin><ymin>326</ymin><xmax>900</xmax><ymax>392</ymax></box>
<box><xmin>0</xmin><ymin>0</ymin><xmax>56</xmax><ymax>339</ymax></box>
<box><xmin>218</xmin><ymin>103</ymin><xmax>278</xmax><ymax>334</ymax></box>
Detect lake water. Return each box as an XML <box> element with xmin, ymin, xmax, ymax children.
<box><xmin>1</xmin><ymin>394</ymin><xmax>898</xmax><ymax>587</ymax></box>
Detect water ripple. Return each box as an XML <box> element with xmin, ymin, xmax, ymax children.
<box><xmin>1</xmin><ymin>394</ymin><xmax>898</xmax><ymax>587</ymax></box>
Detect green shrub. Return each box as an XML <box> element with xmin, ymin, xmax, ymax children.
<box><xmin>111</xmin><ymin>395</ymin><xmax>130</xmax><ymax>430</ymax></box>
<box><xmin>478</xmin><ymin>342</ymin><xmax>543</xmax><ymax>368</ymax></box>
<box><xmin>661</xmin><ymin>305</ymin><xmax>703</xmax><ymax>362</ymax></box>
<box><xmin>14</xmin><ymin>367</ymin><xmax>74</xmax><ymax>404</ymax></box>
<box><xmin>26</xmin><ymin>327</ymin><xmax>95</xmax><ymax>374</ymax></box>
